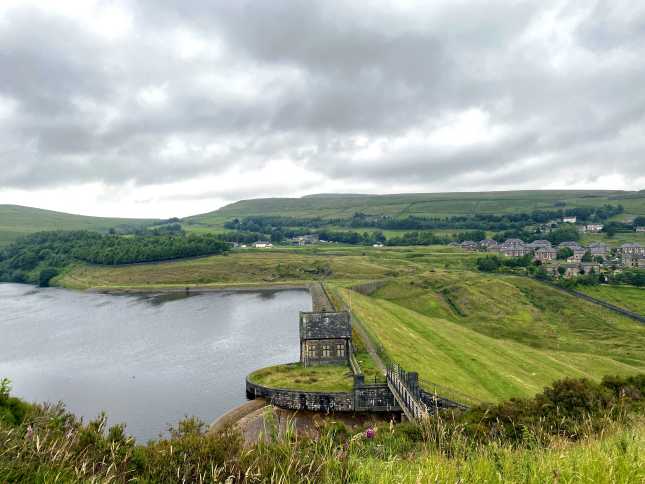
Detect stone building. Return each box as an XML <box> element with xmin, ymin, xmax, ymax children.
<box><xmin>583</xmin><ymin>224</ymin><xmax>604</xmax><ymax>233</ymax></box>
<box><xmin>534</xmin><ymin>246</ymin><xmax>557</xmax><ymax>262</ymax></box>
<box><xmin>622</xmin><ymin>253</ymin><xmax>645</xmax><ymax>269</ymax></box>
<box><xmin>588</xmin><ymin>242</ymin><xmax>609</xmax><ymax>258</ymax></box>
<box><xmin>620</xmin><ymin>243</ymin><xmax>645</xmax><ymax>256</ymax></box>
<box><xmin>498</xmin><ymin>238</ymin><xmax>531</xmax><ymax>257</ymax></box>
<box><xmin>299</xmin><ymin>311</ymin><xmax>352</xmax><ymax>367</ymax></box>
<box><xmin>478</xmin><ymin>239</ymin><xmax>499</xmax><ymax>251</ymax></box>
<box><xmin>460</xmin><ymin>240</ymin><xmax>479</xmax><ymax>251</ymax></box>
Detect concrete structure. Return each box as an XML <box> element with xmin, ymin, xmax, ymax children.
<box><xmin>299</xmin><ymin>311</ymin><xmax>352</xmax><ymax>367</ymax></box>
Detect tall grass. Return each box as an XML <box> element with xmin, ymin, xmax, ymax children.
<box><xmin>1</xmin><ymin>375</ymin><xmax>644</xmax><ymax>482</ymax></box>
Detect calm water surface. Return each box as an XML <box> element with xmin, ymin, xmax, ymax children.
<box><xmin>0</xmin><ymin>283</ymin><xmax>310</xmax><ymax>441</ymax></box>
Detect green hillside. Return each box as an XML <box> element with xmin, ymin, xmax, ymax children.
<box><xmin>0</xmin><ymin>205</ymin><xmax>155</xmax><ymax>247</ymax></box>
<box><xmin>186</xmin><ymin>190</ymin><xmax>645</xmax><ymax>227</ymax></box>
<box><xmin>332</xmin><ymin>271</ymin><xmax>645</xmax><ymax>402</ymax></box>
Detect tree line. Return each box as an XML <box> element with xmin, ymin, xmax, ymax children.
<box><xmin>0</xmin><ymin>231</ymin><xmax>230</xmax><ymax>286</ymax></box>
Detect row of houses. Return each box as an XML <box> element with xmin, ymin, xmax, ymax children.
<box><xmin>457</xmin><ymin>238</ymin><xmax>645</xmax><ymax>268</ymax></box>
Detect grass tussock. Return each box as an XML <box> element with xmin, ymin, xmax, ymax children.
<box><xmin>1</xmin><ymin>375</ymin><xmax>644</xmax><ymax>482</ymax></box>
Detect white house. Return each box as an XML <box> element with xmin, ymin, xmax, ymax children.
<box><xmin>583</xmin><ymin>224</ymin><xmax>604</xmax><ymax>233</ymax></box>
<box><xmin>563</xmin><ymin>216</ymin><xmax>577</xmax><ymax>223</ymax></box>
<box><xmin>253</xmin><ymin>241</ymin><xmax>273</xmax><ymax>248</ymax></box>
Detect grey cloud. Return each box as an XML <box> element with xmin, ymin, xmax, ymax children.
<box><xmin>0</xmin><ymin>0</ymin><xmax>644</xmax><ymax>198</ymax></box>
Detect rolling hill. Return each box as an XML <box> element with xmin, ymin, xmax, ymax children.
<box><xmin>185</xmin><ymin>190</ymin><xmax>645</xmax><ymax>227</ymax></box>
<box><xmin>0</xmin><ymin>205</ymin><xmax>155</xmax><ymax>247</ymax></box>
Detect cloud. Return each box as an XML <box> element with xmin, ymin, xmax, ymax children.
<box><xmin>0</xmin><ymin>0</ymin><xmax>643</xmax><ymax>216</ymax></box>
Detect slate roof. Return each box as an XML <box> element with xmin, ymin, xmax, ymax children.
<box><xmin>300</xmin><ymin>311</ymin><xmax>351</xmax><ymax>340</ymax></box>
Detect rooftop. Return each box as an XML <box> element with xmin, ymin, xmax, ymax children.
<box><xmin>300</xmin><ymin>311</ymin><xmax>352</xmax><ymax>340</ymax></box>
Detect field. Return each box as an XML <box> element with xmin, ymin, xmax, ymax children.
<box><xmin>187</xmin><ymin>190</ymin><xmax>645</xmax><ymax>228</ymax></box>
<box><xmin>0</xmin><ymin>205</ymin><xmax>154</xmax><ymax>247</ymax></box>
<box><xmin>330</xmin><ymin>271</ymin><xmax>645</xmax><ymax>402</ymax></box>
<box><xmin>57</xmin><ymin>246</ymin><xmax>480</xmax><ymax>290</ymax></box>
<box><xmin>248</xmin><ymin>363</ymin><xmax>354</xmax><ymax>392</ymax></box>
<box><xmin>580</xmin><ymin>231</ymin><xmax>645</xmax><ymax>247</ymax></box>
<box><xmin>576</xmin><ymin>285</ymin><xmax>645</xmax><ymax>315</ymax></box>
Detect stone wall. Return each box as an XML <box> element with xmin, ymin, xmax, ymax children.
<box><xmin>246</xmin><ymin>378</ymin><xmax>400</xmax><ymax>413</ymax></box>
<box><xmin>246</xmin><ymin>379</ymin><xmax>354</xmax><ymax>412</ymax></box>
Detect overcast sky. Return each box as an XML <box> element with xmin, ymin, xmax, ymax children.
<box><xmin>1</xmin><ymin>0</ymin><xmax>644</xmax><ymax>218</ymax></box>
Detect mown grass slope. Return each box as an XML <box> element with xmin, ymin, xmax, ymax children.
<box><xmin>0</xmin><ymin>205</ymin><xmax>153</xmax><ymax>247</ymax></box>
<box><xmin>187</xmin><ymin>190</ymin><xmax>645</xmax><ymax>228</ymax></box>
<box><xmin>335</xmin><ymin>273</ymin><xmax>645</xmax><ymax>402</ymax></box>
<box><xmin>576</xmin><ymin>285</ymin><xmax>645</xmax><ymax>316</ymax></box>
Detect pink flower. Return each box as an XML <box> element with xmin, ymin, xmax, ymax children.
<box><xmin>365</xmin><ymin>427</ymin><xmax>375</xmax><ymax>439</ymax></box>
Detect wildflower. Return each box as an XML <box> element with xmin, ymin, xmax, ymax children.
<box><xmin>25</xmin><ymin>424</ymin><xmax>33</xmax><ymax>440</ymax></box>
<box><xmin>365</xmin><ymin>427</ymin><xmax>375</xmax><ymax>439</ymax></box>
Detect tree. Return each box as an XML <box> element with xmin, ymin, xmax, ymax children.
<box><xmin>557</xmin><ymin>247</ymin><xmax>574</xmax><ymax>260</ymax></box>
<box><xmin>476</xmin><ymin>256</ymin><xmax>501</xmax><ymax>272</ymax></box>
<box><xmin>38</xmin><ymin>268</ymin><xmax>59</xmax><ymax>287</ymax></box>
<box><xmin>581</xmin><ymin>250</ymin><xmax>593</xmax><ymax>262</ymax></box>
<box><xmin>557</xmin><ymin>266</ymin><xmax>566</xmax><ymax>276</ymax></box>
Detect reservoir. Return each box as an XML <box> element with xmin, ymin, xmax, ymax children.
<box><xmin>0</xmin><ymin>283</ymin><xmax>310</xmax><ymax>441</ymax></box>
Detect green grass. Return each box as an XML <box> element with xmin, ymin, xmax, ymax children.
<box><xmin>334</xmin><ymin>274</ymin><xmax>645</xmax><ymax>402</ymax></box>
<box><xmin>580</xmin><ymin>231</ymin><xmax>645</xmax><ymax>247</ymax></box>
<box><xmin>248</xmin><ymin>363</ymin><xmax>354</xmax><ymax>392</ymax></box>
<box><xmin>0</xmin><ymin>204</ymin><xmax>154</xmax><ymax>246</ymax></box>
<box><xmin>57</xmin><ymin>245</ymin><xmax>479</xmax><ymax>290</ymax></box>
<box><xmin>187</xmin><ymin>190</ymin><xmax>645</xmax><ymax>228</ymax></box>
<box><xmin>576</xmin><ymin>285</ymin><xmax>645</xmax><ymax>315</ymax></box>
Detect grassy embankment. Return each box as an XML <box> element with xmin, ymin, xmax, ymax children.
<box><xmin>331</xmin><ymin>271</ymin><xmax>645</xmax><ymax>402</ymax></box>
<box><xmin>0</xmin><ymin>204</ymin><xmax>154</xmax><ymax>247</ymax></box>
<box><xmin>248</xmin><ymin>363</ymin><xmax>354</xmax><ymax>392</ymax></box>
<box><xmin>575</xmin><ymin>284</ymin><xmax>645</xmax><ymax>315</ymax></box>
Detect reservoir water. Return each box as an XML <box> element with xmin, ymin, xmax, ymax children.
<box><xmin>0</xmin><ymin>283</ymin><xmax>310</xmax><ymax>441</ymax></box>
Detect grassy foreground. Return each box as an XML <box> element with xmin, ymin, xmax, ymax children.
<box><xmin>1</xmin><ymin>376</ymin><xmax>644</xmax><ymax>482</ymax></box>
<box><xmin>249</xmin><ymin>363</ymin><xmax>354</xmax><ymax>392</ymax></box>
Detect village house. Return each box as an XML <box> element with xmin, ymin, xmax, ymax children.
<box><xmin>622</xmin><ymin>253</ymin><xmax>645</xmax><ymax>269</ymax></box>
<box><xmin>562</xmin><ymin>216</ymin><xmax>577</xmax><ymax>224</ymax></box>
<box><xmin>290</xmin><ymin>234</ymin><xmax>320</xmax><ymax>246</ymax></box>
<box><xmin>620</xmin><ymin>243</ymin><xmax>645</xmax><ymax>256</ymax></box>
<box><xmin>299</xmin><ymin>311</ymin><xmax>352</xmax><ymax>367</ymax></box>
<box><xmin>253</xmin><ymin>241</ymin><xmax>273</xmax><ymax>248</ymax></box>
<box><xmin>588</xmin><ymin>242</ymin><xmax>609</xmax><ymax>258</ymax></box>
<box><xmin>636</xmin><ymin>226</ymin><xmax>645</xmax><ymax>233</ymax></box>
<box><xmin>582</xmin><ymin>223</ymin><xmax>604</xmax><ymax>233</ymax></box>
<box><xmin>527</xmin><ymin>239</ymin><xmax>552</xmax><ymax>250</ymax></box>
<box><xmin>460</xmin><ymin>240</ymin><xmax>479</xmax><ymax>251</ymax></box>
<box><xmin>478</xmin><ymin>239</ymin><xmax>499</xmax><ymax>251</ymax></box>
<box><xmin>534</xmin><ymin>246</ymin><xmax>557</xmax><ymax>263</ymax></box>
<box><xmin>498</xmin><ymin>239</ymin><xmax>531</xmax><ymax>257</ymax></box>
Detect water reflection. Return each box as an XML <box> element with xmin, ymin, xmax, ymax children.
<box><xmin>0</xmin><ymin>283</ymin><xmax>311</xmax><ymax>441</ymax></box>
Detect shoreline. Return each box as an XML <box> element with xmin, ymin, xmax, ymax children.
<box><xmin>85</xmin><ymin>282</ymin><xmax>313</xmax><ymax>295</ymax></box>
